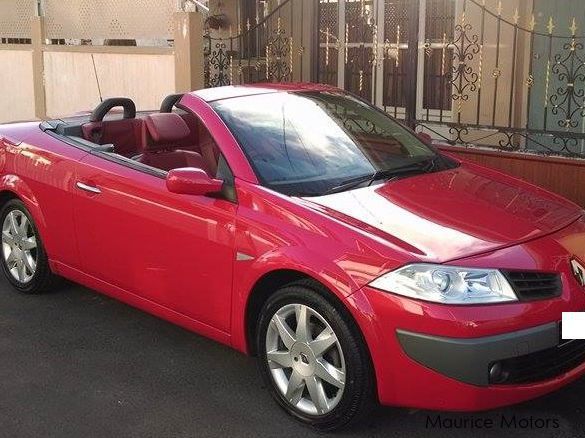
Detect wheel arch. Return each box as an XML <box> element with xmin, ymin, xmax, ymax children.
<box><xmin>244</xmin><ymin>269</ymin><xmax>313</xmax><ymax>356</ymax></box>
<box><xmin>0</xmin><ymin>178</ymin><xmax>48</xmax><ymax>246</ymax></box>
<box><xmin>0</xmin><ymin>190</ymin><xmax>18</xmax><ymax>207</ymax></box>
<box><xmin>243</xmin><ymin>269</ymin><xmax>372</xmax><ymax>363</ymax></box>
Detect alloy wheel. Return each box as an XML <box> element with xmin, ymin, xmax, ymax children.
<box><xmin>265</xmin><ymin>303</ymin><xmax>346</xmax><ymax>416</ymax></box>
<box><xmin>2</xmin><ymin>210</ymin><xmax>38</xmax><ymax>284</ymax></box>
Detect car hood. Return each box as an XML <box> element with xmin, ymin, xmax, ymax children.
<box><xmin>302</xmin><ymin>164</ymin><xmax>583</xmax><ymax>262</ymax></box>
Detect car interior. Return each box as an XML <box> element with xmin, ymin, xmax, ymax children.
<box><xmin>41</xmin><ymin>95</ymin><xmax>226</xmax><ymax>180</ymax></box>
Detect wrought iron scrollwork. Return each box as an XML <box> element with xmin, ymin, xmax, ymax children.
<box><xmin>495</xmin><ymin>131</ymin><xmax>518</xmax><ymax>150</ymax></box>
<box><xmin>203</xmin><ymin>0</ymin><xmax>298</xmax><ymax>88</ymax></box>
<box><xmin>447</xmin><ymin>125</ymin><xmax>469</xmax><ymax>145</ymax></box>
<box><xmin>552</xmin><ymin>135</ymin><xmax>580</xmax><ymax>155</ymax></box>
<box><xmin>207</xmin><ymin>42</ymin><xmax>230</xmax><ymax>88</ymax></box>
<box><xmin>418</xmin><ymin>1</ymin><xmax>585</xmax><ymax>159</ymax></box>
<box><xmin>550</xmin><ymin>38</ymin><xmax>585</xmax><ymax>129</ymax></box>
<box><xmin>448</xmin><ymin>21</ymin><xmax>480</xmax><ymax>106</ymax></box>
<box><xmin>266</xmin><ymin>18</ymin><xmax>292</xmax><ymax>82</ymax></box>
<box><xmin>418</xmin><ymin>121</ymin><xmax>585</xmax><ymax>158</ymax></box>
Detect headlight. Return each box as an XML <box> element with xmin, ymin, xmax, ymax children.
<box><xmin>369</xmin><ymin>264</ymin><xmax>518</xmax><ymax>304</ymax></box>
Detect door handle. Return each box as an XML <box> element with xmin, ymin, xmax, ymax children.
<box><xmin>76</xmin><ymin>182</ymin><xmax>101</xmax><ymax>194</ymax></box>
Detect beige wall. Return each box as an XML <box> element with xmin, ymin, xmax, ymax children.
<box><xmin>0</xmin><ymin>11</ymin><xmax>203</xmax><ymax>124</ymax></box>
<box><xmin>43</xmin><ymin>51</ymin><xmax>175</xmax><ymax>118</ymax></box>
<box><xmin>0</xmin><ymin>49</ymin><xmax>36</xmax><ymax>123</ymax></box>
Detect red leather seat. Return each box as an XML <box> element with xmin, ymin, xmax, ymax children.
<box><xmin>135</xmin><ymin>113</ymin><xmax>209</xmax><ymax>173</ymax></box>
<box><xmin>82</xmin><ymin>118</ymin><xmax>145</xmax><ymax>158</ymax></box>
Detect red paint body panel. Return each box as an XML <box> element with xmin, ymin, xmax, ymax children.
<box><xmin>0</xmin><ymin>128</ymin><xmax>88</xmax><ymax>268</ymax></box>
<box><xmin>54</xmin><ymin>260</ymin><xmax>231</xmax><ymax>346</ymax></box>
<box><xmin>1</xmin><ymin>84</ymin><xmax>585</xmax><ymax>413</ymax></box>
<box><xmin>72</xmin><ymin>153</ymin><xmax>237</xmax><ymax>332</ymax></box>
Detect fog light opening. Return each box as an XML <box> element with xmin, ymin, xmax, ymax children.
<box><xmin>489</xmin><ymin>362</ymin><xmax>509</xmax><ymax>384</ymax></box>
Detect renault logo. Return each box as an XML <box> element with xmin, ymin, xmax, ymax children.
<box><xmin>571</xmin><ymin>259</ymin><xmax>585</xmax><ymax>287</ymax></box>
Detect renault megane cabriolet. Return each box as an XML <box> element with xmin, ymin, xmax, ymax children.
<box><xmin>1</xmin><ymin>83</ymin><xmax>585</xmax><ymax>430</ymax></box>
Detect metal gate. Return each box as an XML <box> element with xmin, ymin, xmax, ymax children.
<box><xmin>318</xmin><ymin>0</ymin><xmax>585</xmax><ymax>159</ymax></box>
<box><xmin>204</xmin><ymin>0</ymin><xmax>585</xmax><ymax>159</ymax></box>
<box><xmin>204</xmin><ymin>0</ymin><xmax>313</xmax><ymax>88</ymax></box>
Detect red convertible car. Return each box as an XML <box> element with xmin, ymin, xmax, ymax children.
<box><xmin>1</xmin><ymin>83</ymin><xmax>585</xmax><ymax>430</ymax></box>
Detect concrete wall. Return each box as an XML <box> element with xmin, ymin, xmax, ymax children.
<box><xmin>0</xmin><ymin>49</ymin><xmax>36</xmax><ymax>123</ymax></box>
<box><xmin>0</xmin><ymin>11</ymin><xmax>204</xmax><ymax>124</ymax></box>
<box><xmin>43</xmin><ymin>51</ymin><xmax>175</xmax><ymax>118</ymax></box>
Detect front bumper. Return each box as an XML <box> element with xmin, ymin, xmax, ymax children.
<box><xmin>340</xmin><ymin>209</ymin><xmax>585</xmax><ymax>411</ymax></box>
<box><xmin>345</xmin><ymin>216</ymin><xmax>585</xmax><ymax>411</ymax></box>
<box><xmin>398</xmin><ymin>322</ymin><xmax>585</xmax><ymax>387</ymax></box>
<box><xmin>348</xmin><ymin>285</ymin><xmax>585</xmax><ymax>411</ymax></box>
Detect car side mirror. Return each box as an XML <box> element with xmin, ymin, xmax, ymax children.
<box><xmin>166</xmin><ymin>168</ymin><xmax>223</xmax><ymax>196</ymax></box>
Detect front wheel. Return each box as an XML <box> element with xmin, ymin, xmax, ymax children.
<box><xmin>0</xmin><ymin>199</ymin><xmax>58</xmax><ymax>293</ymax></box>
<box><xmin>257</xmin><ymin>282</ymin><xmax>374</xmax><ymax>431</ymax></box>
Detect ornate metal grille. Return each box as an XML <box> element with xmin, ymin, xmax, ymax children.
<box><xmin>383</xmin><ymin>0</ymin><xmax>409</xmax><ymax>112</ymax></box>
<box><xmin>421</xmin><ymin>0</ymin><xmax>454</xmax><ymax>112</ymax></box>
<box><xmin>318</xmin><ymin>0</ymin><xmax>585</xmax><ymax>159</ymax></box>
<box><xmin>319</xmin><ymin>0</ymin><xmax>339</xmax><ymax>86</ymax></box>
<box><xmin>204</xmin><ymin>0</ymin><xmax>308</xmax><ymax>88</ymax></box>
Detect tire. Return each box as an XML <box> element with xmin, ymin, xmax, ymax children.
<box><xmin>0</xmin><ymin>199</ymin><xmax>58</xmax><ymax>294</ymax></box>
<box><xmin>256</xmin><ymin>280</ymin><xmax>374</xmax><ymax>431</ymax></box>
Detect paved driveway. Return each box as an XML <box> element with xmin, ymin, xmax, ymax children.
<box><xmin>1</xmin><ymin>278</ymin><xmax>584</xmax><ymax>438</ymax></box>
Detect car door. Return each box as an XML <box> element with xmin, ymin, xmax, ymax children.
<box><xmin>8</xmin><ymin>129</ymin><xmax>89</xmax><ymax>270</ymax></box>
<box><xmin>71</xmin><ymin>149</ymin><xmax>237</xmax><ymax>333</ymax></box>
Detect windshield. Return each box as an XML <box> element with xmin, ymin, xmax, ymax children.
<box><xmin>212</xmin><ymin>91</ymin><xmax>453</xmax><ymax>196</ymax></box>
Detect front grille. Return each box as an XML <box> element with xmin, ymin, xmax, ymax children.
<box><xmin>501</xmin><ymin>270</ymin><xmax>562</xmax><ymax>301</ymax></box>
<box><xmin>490</xmin><ymin>339</ymin><xmax>585</xmax><ymax>385</ymax></box>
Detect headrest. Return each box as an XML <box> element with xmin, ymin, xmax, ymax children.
<box><xmin>145</xmin><ymin>113</ymin><xmax>191</xmax><ymax>145</ymax></box>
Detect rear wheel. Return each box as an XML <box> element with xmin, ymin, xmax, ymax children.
<box><xmin>0</xmin><ymin>199</ymin><xmax>58</xmax><ymax>293</ymax></box>
<box><xmin>257</xmin><ymin>282</ymin><xmax>374</xmax><ymax>431</ymax></box>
